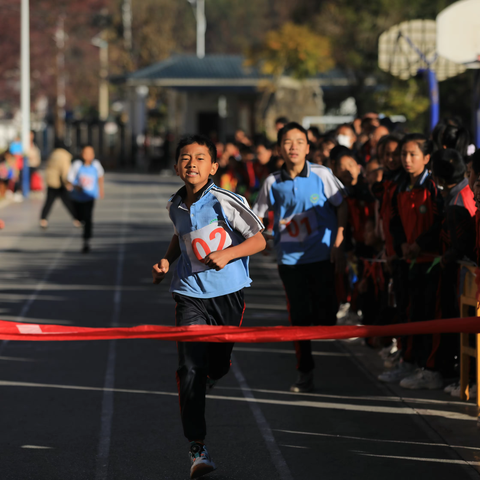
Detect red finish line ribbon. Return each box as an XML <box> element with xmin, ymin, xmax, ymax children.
<box><xmin>1</xmin><ymin>317</ymin><xmax>480</xmax><ymax>343</ymax></box>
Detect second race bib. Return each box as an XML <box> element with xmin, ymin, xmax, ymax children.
<box><xmin>183</xmin><ymin>221</ymin><xmax>233</xmax><ymax>273</ymax></box>
<box><xmin>279</xmin><ymin>209</ymin><xmax>318</xmax><ymax>243</ymax></box>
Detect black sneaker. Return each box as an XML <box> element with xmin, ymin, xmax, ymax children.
<box><xmin>189</xmin><ymin>442</ymin><xmax>216</xmax><ymax>479</ymax></box>
<box><xmin>290</xmin><ymin>370</ymin><xmax>314</xmax><ymax>393</ymax></box>
<box><xmin>82</xmin><ymin>244</ymin><xmax>90</xmax><ymax>254</ymax></box>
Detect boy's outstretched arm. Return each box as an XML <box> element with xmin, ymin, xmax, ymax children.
<box><xmin>204</xmin><ymin>232</ymin><xmax>266</xmax><ymax>271</ymax></box>
<box><xmin>152</xmin><ymin>234</ymin><xmax>181</xmax><ymax>284</ymax></box>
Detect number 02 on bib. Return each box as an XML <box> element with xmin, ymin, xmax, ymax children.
<box><xmin>183</xmin><ymin>221</ymin><xmax>233</xmax><ymax>273</ymax></box>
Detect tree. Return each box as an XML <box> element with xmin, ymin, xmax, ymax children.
<box><xmin>312</xmin><ymin>0</ymin><xmax>460</xmax><ymax>117</ymax></box>
<box><xmin>246</xmin><ymin>22</ymin><xmax>333</xmax><ymax>80</ymax></box>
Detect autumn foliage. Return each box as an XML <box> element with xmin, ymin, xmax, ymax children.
<box><xmin>246</xmin><ymin>23</ymin><xmax>334</xmax><ymax>80</ymax></box>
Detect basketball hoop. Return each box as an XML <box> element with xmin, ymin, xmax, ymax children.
<box><xmin>437</xmin><ymin>0</ymin><xmax>480</xmax><ymax>146</ymax></box>
<box><xmin>379</xmin><ymin>19</ymin><xmax>466</xmax><ymax>131</ymax></box>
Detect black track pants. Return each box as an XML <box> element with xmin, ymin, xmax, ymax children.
<box><xmin>174</xmin><ymin>290</ymin><xmax>245</xmax><ymax>441</ymax></box>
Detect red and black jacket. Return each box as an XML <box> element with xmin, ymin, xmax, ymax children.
<box><xmin>344</xmin><ymin>178</ymin><xmax>376</xmax><ymax>254</ymax></box>
<box><xmin>440</xmin><ymin>178</ymin><xmax>476</xmax><ymax>264</ymax></box>
<box><xmin>372</xmin><ymin>168</ymin><xmax>405</xmax><ymax>257</ymax></box>
<box><xmin>390</xmin><ymin>169</ymin><xmax>443</xmax><ymax>262</ymax></box>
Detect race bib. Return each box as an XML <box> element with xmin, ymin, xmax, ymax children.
<box><xmin>279</xmin><ymin>210</ymin><xmax>318</xmax><ymax>243</ymax></box>
<box><xmin>183</xmin><ymin>221</ymin><xmax>233</xmax><ymax>273</ymax></box>
<box><xmin>78</xmin><ymin>174</ymin><xmax>95</xmax><ymax>192</ymax></box>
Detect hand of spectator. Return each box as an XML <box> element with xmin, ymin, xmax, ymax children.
<box><xmin>408</xmin><ymin>242</ymin><xmax>421</xmax><ymax>260</ymax></box>
<box><xmin>386</xmin><ymin>254</ymin><xmax>397</xmax><ymax>274</ymax></box>
<box><xmin>331</xmin><ymin>246</ymin><xmax>346</xmax><ymax>274</ymax></box>
<box><xmin>401</xmin><ymin>243</ymin><xmax>410</xmax><ymax>260</ymax></box>
<box><xmin>0</xmin><ymin>219</ymin><xmax>5</xmax><ymax>229</ymax></box>
<box><xmin>152</xmin><ymin>259</ymin><xmax>169</xmax><ymax>284</ymax></box>
<box><xmin>203</xmin><ymin>249</ymin><xmax>233</xmax><ymax>271</ymax></box>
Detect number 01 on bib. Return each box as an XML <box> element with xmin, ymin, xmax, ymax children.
<box><xmin>279</xmin><ymin>210</ymin><xmax>318</xmax><ymax>243</ymax></box>
<box><xmin>183</xmin><ymin>221</ymin><xmax>234</xmax><ymax>273</ymax></box>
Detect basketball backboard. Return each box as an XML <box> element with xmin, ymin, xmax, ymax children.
<box><xmin>379</xmin><ymin>19</ymin><xmax>466</xmax><ymax>81</ymax></box>
<box><xmin>437</xmin><ymin>0</ymin><xmax>480</xmax><ymax>68</ymax></box>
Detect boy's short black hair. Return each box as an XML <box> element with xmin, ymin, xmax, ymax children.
<box><xmin>175</xmin><ymin>135</ymin><xmax>217</xmax><ymax>164</ymax></box>
<box><xmin>431</xmin><ymin>148</ymin><xmax>466</xmax><ymax>185</ymax></box>
<box><xmin>275</xmin><ymin>116</ymin><xmax>289</xmax><ymax>125</ymax></box>
<box><xmin>277</xmin><ymin>122</ymin><xmax>308</xmax><ymax>146</ymax></box>
<box><xmin>330</xmin><ymin>145</ymin><xmax>354</xmax><ymax>164</ymax></box>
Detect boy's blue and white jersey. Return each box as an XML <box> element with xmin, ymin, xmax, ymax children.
<box><xmin>167</xmin><ymin>180</ymin><xmax>264</xmax><ymax>299</ymax></box>
<box><xmin>67</xmin><ymin>159</ymin><xmax>104</xmax><ymax>202</ymax></box>
<box><xmin>253</xmin><ymin>161</ymin><xmax>344</xmax><ymax>265</ymax></box>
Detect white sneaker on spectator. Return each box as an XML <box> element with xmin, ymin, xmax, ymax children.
<box><xmin>399</xmin><ymin>369</ymin><xmax>443</xmax><ymax>390</ymax></box>
<box><xmin>384</xmin><ymin>349</ymin><xmax>402</xmax><ymax>369</ymax></box>
<box><xmin>378</xmin><ymin>361</ymin><xmax>415</xmax><ymax>383</ymax></box>
<box><xmin>450</xmin><ymin>383</ymin><xmax>477</xmax><ymax>399</ymax></box>
<box><xmin>336</xmin><ymin>302</ymin><xmax>351</xmax><ymax>325</ymax></box>
<box><xmin>444</xmin><ymin>381</ymin><xmax>459</xmax><ymax>394</ymax></box>
<box><xmin>379</xmin><ymin>345</ymin><xmax>393</xmax><ymax>360</ymax></box>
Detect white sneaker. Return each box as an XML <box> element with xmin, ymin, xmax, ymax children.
<box><xmin>399</xmin><ymin>369</ymin><xmax>443</xmax><ymax>390</ymax></box>
<box><xmin>13</xmin><ymin>192</ymin><xmax>23</xmax><ymax>202</ymax></box>
<box><xmin>384</xmin><ymin>349</ymin><xmax>402</xmax><ymax>369</ymax></box>
<box><xmin>189</xmin><ymin>442</ymin><xmax>216</xmax><ymax>479</ymax></box>
<box><xmin>451</xmin><ymin>383</ymin><xmax>477</xmax><ymax>399</ymax></box>
<box><xmin>378</xmin><ymin>361</ymin><xmax>415</xmax><ymax>383</ymax></box>
<box><xmin>444</xmin><ymin>381</ymin><xmax>459</xmax><ymax>394</ymax></box>
<box><xmin>290</xmin><ymin>370</ymin><xmax>314</xmax><ymax>393</ymax></box>
<box><xmin>336</xmin><ymin>302</ymin><xmax>351</xmax><ymax>324</ymax></box>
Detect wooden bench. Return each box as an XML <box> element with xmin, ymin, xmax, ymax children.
<box><xmin>459</xmin><ymin>265</ymin><xmax>480</xmax><ymax>415</ymax></box>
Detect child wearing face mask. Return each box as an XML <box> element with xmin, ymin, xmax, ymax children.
<box><xmin>335</xmin><ymin>124</ymin><xmax>357</xmax><ymax>151</ymax></box>
<box><xmin>379</xmin><ymin>134</ymin><xmax>444</xmax><ymax>390</ymax></box>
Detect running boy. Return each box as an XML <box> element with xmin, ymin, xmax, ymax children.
<box><xmin>67</xmin><ymin>145</ymin><xmax>104</xmax><ymax>253</ymax></box>
<box><xmin>253</xmin><ymin>122</ymin><xmax>347</xmax><ymax>393</ymax></box>
<box><xmin>151</xmin><ymin>135</ymin><xmax>265</xmax><ymax>479</ymax></box>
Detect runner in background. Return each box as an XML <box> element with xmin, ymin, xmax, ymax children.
<box><xmin>67</xmin><ymin>145</ymin><xmax>104</xmax><ymax>253</ymax></box>
<box><xmin>254</xmin><ymin>122</ymin><xmax>347</xmax><ymax>393</ymax></box>
<box><xmin>151</xmin><ymin>134</ymin><xmax>265</xmax><ymax>479</ymax></box>
<box><xmin>40</xmin><ymin>141</ymin><xmax>79</xmax><ymax>229</ymax></box>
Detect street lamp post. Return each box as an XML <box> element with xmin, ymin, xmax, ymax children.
<box><xmin>21</xmin><ymin>0</ymin><xmax>30</xmax><ymax>198</ymax></box>
<box><xmin>92</xmin><ymin>34</ymin><xmax>109</xmax><ymax>121</ymax></box>
<box><xmin>187</xmin><ymin>0</ymin><xmax>206</xmax><ymax>59</ymax></box>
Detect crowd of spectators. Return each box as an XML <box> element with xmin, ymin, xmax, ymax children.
<box><xmin>210</xmin><ymin>113</ymin><xmax>480</xmax><ymax>396</ymax></box>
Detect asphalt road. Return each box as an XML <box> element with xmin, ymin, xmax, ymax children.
<box><xmin>0</xmin><ymin>173</ymin><xmax>479</xmax><ymax>480</ymax></box>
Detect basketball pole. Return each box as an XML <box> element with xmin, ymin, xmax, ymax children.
<box><xmin>473</xmin><ymin>70</ymin><xmax>480</xmax><ymax>148</ymax></box>
<box><xmin>426</xmin><ymin>69</ymin><xmax>440</xmax><ymax>133</ymax></box>
<box><xmin>418</xmin><ymin>68</ymin><xmax>440</xmax><ymax>133</ymax></box>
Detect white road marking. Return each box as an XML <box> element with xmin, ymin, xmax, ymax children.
<box><xmin>2</xmin><ymin>379</ymin><xmax>473</xmax><ymax>421</ymax></box>
<box><xmin>215</xmin><ymin>385</ymin><xmax>471</xmax><ymax>407</ymax></box>
<box><xmin>359</xmin><ymin>452</ymin><xmax>480</xmax><ymax>466</ymax></box>
<box><xmin>279</xmin><ymin>444</ymin><xmax>310</xmax><ymax>450</ymax></box>
<box><xmin>274</xmin><ymin>429</ymin><xmax>480</xmax><ymax>453</ymax></box>
<box><xmin>95</xmin><ymin>189</ymin><xmax>130</xmax><ymax>480</ymax></box>
<box><xmin>234</xmin><ymin>346</ymin><xmax>349</xmax><ymax>357</ymax></box>
<box><xmin>21</xmin><ymin>445</ymin><xmax>53</xmax><ymax>450</ymax></box>
<box><xmin>231</xmin><ymin>358</ymin><xmax>294</xmax><ymax>480</ymax></box>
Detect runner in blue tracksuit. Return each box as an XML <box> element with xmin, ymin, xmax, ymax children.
<box><xmin>253</xmin><ymin>122</ymin><xmax>347</xmax><ymax>393</ymax></box>
<box><xmin>151</xmin><ymin>134</ymin><xmax>265</xmax><ymax>479</ymax></box>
